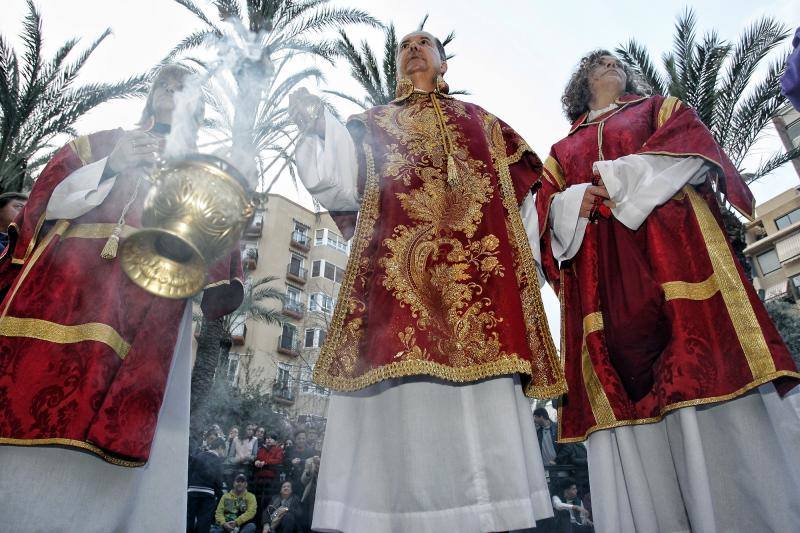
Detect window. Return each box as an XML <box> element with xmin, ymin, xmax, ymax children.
<box><xmin>309</xmin><ymin>292</ymin><xmax>335</xmax><ymax>314</ymax></box>
<box><xmin>312</xmin><ymin>260</ymin><xmax>344</xmax><ymax>283</ymax></box>
<box><xmin>293</xmin><ymin>221</ymin><xmax>309</xmax><ymax>237</ymax></box>
<box><xmin>286</xmin><ymin>285</ymin><xmax>302</xmax><ymax>303</ymax></box>
<box><xmin>276</xmin><ymin>362</ymin><xmax>293</xmax><ymax>387</ymax></box>
<box><xmin>757</xmin><ymin>249</ymin><xmax>781</xmax><ymax>275</ymax></box>
<box><xmin>775</xmin><ymin>208</ymin><xmax>800</xmax><ymax>231</ymax></box>
<box><xmin>791</xmin><ymin>274</ymin><xmax>800</xmax><ymax>291</ymax></box>
<box><xmin>282</xmin><ymin>323</ymin><xmax>297</xmax><ymax>343</ymax></box>
<box><xmin>327</xmin><ymin>231</ymin><xmax>349</xmax><ymax>253</ymax></box>
<box><xmin>304</xmin><ymin>328</ymin><xmax>327</xmax><ymax>348</ymax></box>
<box><xmin>227</xmin><ymin>353</ymin><xmax>240</xmax><ymax>385</ymax></box>
<box><xmin>313</xmin><ymin>228</ymin><xmax>350</xmax><ymax>254</ymax></box>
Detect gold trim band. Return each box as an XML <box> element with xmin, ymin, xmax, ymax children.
<box><xmin>662</xmin><ymin>273</ymin><xmax>720</xmax><ymax>301</ymax></box>
<box><xmin>558</xmin><ymin>369</ymin><xmax>800</xmax><ymax>443</ymax></box>
<box><xmin>581</xmin><ymin>312</ymin><xmax>616</xmax><ymax>425</ymax></box>
<box><xmin>62</xmin><ymin>223</ymin><xmax>137</xmax><ymax>240</ymax></box>
<box><xmin>0</xmin><ymin>437</ymin><xmax>144</xmax><ymax>467</ymax></box>
<box><xmin>0</xmin><ymin>316</ymin><xmax>130</xmax><ymax>360</ymax></box>
<box><xmin>687</xmin><ymin>187</ymin><xmax>776</xmax><ymax>378</ymax></box>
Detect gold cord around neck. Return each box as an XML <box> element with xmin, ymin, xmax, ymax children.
<box><xmin>429</xmin><ymin>92</ymin><xmax>459</xmax><ymax>187</ymax></box>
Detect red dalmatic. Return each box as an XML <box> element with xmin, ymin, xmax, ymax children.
<box><xmin>0</xmin><ymin>129</ymin><xmax>243</xmax><ymax>466</ymax></box>
<box><xmin>313</xmin><ymin>91</ymin><xmax>566</xmax><ymax>399</ymax></box>
<box><xmin>536</xmin><ymin>94</ymin><xmax>800</xmax><ymax>442</ymax></box>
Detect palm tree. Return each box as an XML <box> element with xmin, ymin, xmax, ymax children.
<box><xmin>191</xmin><ymin>273</ymin><xmax>284</xmax><ymax>435</ymax></box>
<box><xmin>0</xmin><ymin>0</ymin><xmax>148</xmax><ymax>193</ymax></box>
<box><xmin>168</xmin><ymin>0</ymin><xmax>378</xmax><ymax>420</ymax></box>
<box><xmin>326</xmin><ymin>14</ymin><xmax>465</xmax><ymax>110</ymax></box>
<box><xmin>616</xmin><ymin>9</ymin><xmax>798</xmax><ymax>185</ymax></box>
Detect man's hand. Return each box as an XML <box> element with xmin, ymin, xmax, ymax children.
<box><xmin>255</xmin><ymin>460</ymin><xmax>265</xmax><ymax>468</ymax></box>
<box><xmin>580</xmin><ymin>185</ymin><xmax>614</xmax><ymax>218</ymax></box>
<box><xmin>107</xmin><ymin>131</ymin><xmax>163</xmax><ymax>175</ymax></box>
<box><xmin>288</xmin><ymin>88</ymin><xmax>325</xmax><ymax>137</ymax></box>
<box><xmin>291</xmin><ymin>457</ymin><xmax>301</xmax><ymax>466</ymax></box>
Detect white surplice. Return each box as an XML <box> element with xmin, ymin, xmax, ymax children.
<box><xmin>295</xmin><ymin>110</ymin><xmax>553</xmax><ymax>533</ymax></box>
<box><xmin>0</xmin><ymin>160</ymin><xmax>192</xmax><ymax>533</ymax></box>
<box><xmin>543</xmin><ymin>136</ymin><xmax>800</xmax><ymax>532</ymax></box>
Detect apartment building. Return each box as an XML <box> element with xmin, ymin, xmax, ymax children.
<box><xmin>225</xmin><ymin>194</ymin><xmax>350</xmax><ymax>420</ymax></box>
<box><xmin>772</xmin><ymin>103</ymin><xmax>800</xmax><ymax>178</ymax></box>
<box><xmin>743</xmin><ymin>187</ymin><xmax>800</xmax><ymax>302</ymax></box>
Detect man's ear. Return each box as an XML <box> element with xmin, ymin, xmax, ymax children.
<box><xmin>440</xmin><ymin>61</ymin><xmax>448</xmax><ymax>76</ymax></box>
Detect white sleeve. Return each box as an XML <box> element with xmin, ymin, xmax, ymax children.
<box><xmin>548</xmin><ymin>183</ymin><xmax>591</xmax><ymax>263</ymax></box>
<box><xmin>294</xmin><ymin>108</ymin><xmax>360</xmax><ymax>212</ymax></box>
<box><xmin>594</xmin><ymin>154</ymin><xmax>708</xmax><ymax>231</ymax></box>
<box><xmin>45</xmin><ymin>157</ymin><xmax>117</xmax><ymax>220</ymax></box>
<box><xmin>552</xmin><ymin>495</ymin><xmax>572</xmax><ymax>512</ymax></box>
<box><xmin>519</xmin><ymin>192</ymin><xmax>546</xmax><ymax>288</ymax></box>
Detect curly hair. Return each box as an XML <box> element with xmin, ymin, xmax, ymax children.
<box><xmin>561</xmin><ymin>49</ymin><xmax>651</xmax><ymax>123</ymax></box>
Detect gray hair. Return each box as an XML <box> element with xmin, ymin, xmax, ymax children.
<box><xmin>561</xmin><ymin>49</ymin><xmax>650</xmax><ymax>122</ymax></box>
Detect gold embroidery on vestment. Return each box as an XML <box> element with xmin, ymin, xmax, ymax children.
<box><xmin>686</xmin><ymin>187</ymin><xmax>776</xmax><ymax>378</ymax></box>
<box><xmin>580</xmin><ymin>312</ymin><xmax>616</xmax><ymax>425</ymax></box>
<box><xmin>662</xmin><ymin>273</ymin><xmax>720</xmax><ymax>301</ymax></box>
<box><xmin>0</xmin><ymin>316</ymin><xmax>130</xmax><ymax>359</ymax></box>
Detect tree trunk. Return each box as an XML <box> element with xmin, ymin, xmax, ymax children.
<box><xmin>190</xmin><ymin>316</ymin><xmax>224</xmax><ymax>437</ymax></box>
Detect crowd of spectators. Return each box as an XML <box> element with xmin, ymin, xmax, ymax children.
<box><xmin>187</xmin><ymin>422</ymin><xmax>323</xmax><ymax>533</ymax></box>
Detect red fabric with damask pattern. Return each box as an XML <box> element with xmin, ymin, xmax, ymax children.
<box><xmin>314</xmin><ymin>92</ymin><xmax>566</xmax><ymax>399</ymax></box>
<box><xmin>0</xmin><ymin>129</ymin><xmax>243</xmax><ymax>466</ymax></box>
<box><xmin>536</xmin><ymin>94</ymin><xmax>799</xmax><ymax>442</ymax></box>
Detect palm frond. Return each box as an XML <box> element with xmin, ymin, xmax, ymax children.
<box><xmin>714</xmin><ymin>17</ymin><xmax>789</xmax><ymax>152</ymax></box>
<box><xmin>322</xmin><ymin>89</ymin><xmax>369</xmax><ymax>110</ymax></box>
<box><xmin>748</xmin><ymin>146</ymin><xmax>800</xmax><ymax>183</ymax></box>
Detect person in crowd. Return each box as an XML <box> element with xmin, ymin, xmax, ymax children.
<box><xmin>0</xmin><ymin>192</ymin><xmax>28</xmax><ymax>249</ymax></box>
<box><xmin>551</xmin><ymin>478</ymin><xmax>593</xmax><ymax>533</ymax></box>
<box><xmin>255</xmin><ymin>427</ymin><xmax>266</xmax><ymax>446</ymax></box>
<box><xmin>282</xmin><ymin>430</ymin><xmax>313</xmax><ymax>495</ymax></box>
<box><xmin>225</xmin><ymin>427</ymin><xmax>240</xmax><ymax>460</ymax></box>
<box><xmin>263</xmin><ymin>481</ymin><xmax>303</xmax><ymax>533</ymax></box>
<box><xmin>0</xmin><ymin>63</ymin><xmax>244</xmax><ymax>531</ymax></box>
<box><xmin>299</xmin><ymin>455</ymin><xmax>320</xmax><ymax>531</ymax></box>
<box><xmin>188</xmin><ymin>437</ymin><xmax>227</xmax><ymax>533</ymax></box>
<box><xmin>534</xmin><ymin>49</ymin><xmax>800</xmax><ymax>532</ymax></box>
<box><xmin>212</xmin><ymin>473</ymin><xmax>258</xmax><ymax>533</ymax></box>
<box><xmin>233</xmin><ymin>424</ymin><xmax>259</xmax><ymax>482</ymax></box>
<box><xmin>533</xmin><ymin>407</ymin><xmax>558</xmax><ymax>465</ymax></box>
<box><xmin>254</xmin><ymin>433</ymin><xmax>285</xmax><ymax>500</ymax></box>
<box><xmin>781</xmin><ymin>26</ymin><xmax>800</xmax><ymax>110</ymax></box>
<box><xmin>289</xmin><ymin>29</ymin><xmax>564</xmax><ymax>531</ymax></box>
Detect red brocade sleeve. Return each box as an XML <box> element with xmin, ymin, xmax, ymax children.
<box><xmin>637</xmin><ymin>96</ymin><xmax>754</xmax><ymax>219</ymax></box>
<box><xmin>496</xmin><ymin>119</ymin><xmax>543</xmax><ymax>205</ymax></box>
<box><xmin>534</xmin><ymin>150</ymin><xmax>567</xmax><ymax>293</ymax></box>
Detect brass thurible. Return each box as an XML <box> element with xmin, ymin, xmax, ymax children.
<box><xmin>119</xmin><ymin>154</ymin><xmax>255</xmax><ymax>299</ymax></box>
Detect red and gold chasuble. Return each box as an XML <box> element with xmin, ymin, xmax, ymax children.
<box><xmin>536</xmin><ymin>94</ymin><xmax>800</xmax><ymax>442</ymax></box>
<box><xmin>313</xmin><ymin>91</ymin><xmax>566</xmax><ymax>398</ymax></box>
<box><xmin>0</xmin><ymin>129</ymin><xmax>244</xmax><ymax>466</ymax></box>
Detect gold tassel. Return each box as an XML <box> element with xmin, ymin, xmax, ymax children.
<box><xmin>446</xmin><ymin>154</ymin><xmax>459</xmax><ymax>187</ymax></box>
<box><xmin>100</xmin><ymin>227</ymin><xmax>122</xmax><ymax>260</ymax></box>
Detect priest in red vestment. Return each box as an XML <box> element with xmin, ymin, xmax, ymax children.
<box><xmin>535</xmin><ymin>49</ymin><xmax>800</xmax><ymax>533</ymax></box>
<box><xmin>290</xmin><ymin>31</ymin><xmax>565</xmax><ymax>533</ymax></box>
<box><xmin>0</xmin><ymin>65</ymin><xmax>243</xmax><ymax>531</ymax></box>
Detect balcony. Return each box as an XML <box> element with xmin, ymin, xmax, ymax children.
<box><xmin>242</xmin><ymin>248</ymin><xmax>259</xmax><ymax>270</ymax></box>
<box><xmin>272</xmin><ymin>380</ymin><xmax>295</xmax><ymax>404</ymax></box>
<box><xmin>277</xmin><ymin>334</ymin><xmax>301</xmax><ymax>357</ymax></box>
<box><xmin>286</xmin><ymin>263</ymin><xmax>308</xmax><ymax>284</ymax></box>
<box><xmin>231</xmin><ymin>324</ymin><xmax>246</xmax><ymax>346</ymax></box>
<box><xmin>282</xmin><ymin>300</ymin><xmax>305</xmax><ymax>320</ymax></box>
<box><xmin>244</xmin><ymin>213</ymin><xmax>264</xmax><ymax>238</ymax></box>
<box><xmin>290</xmin><ymin>230</ymin><xmax>310</xmax><ymax>252</ymax></box>
<box><xmin>776</xmin><ymin>232</ymin><xmax>800</xmax><ymax>264</ymax></box>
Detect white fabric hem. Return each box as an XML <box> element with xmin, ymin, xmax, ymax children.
<box><xmin>313</xmin><ymin>489</ymin><xmax>553</xmax><ymax>533</ymax></box>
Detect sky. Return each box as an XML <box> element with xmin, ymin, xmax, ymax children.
<box><xmin>1</xmin><ymin>0</ymin><xmax>798</xmax><ymax>337</ymax></box>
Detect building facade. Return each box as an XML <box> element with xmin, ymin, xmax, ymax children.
<box><xmin>225</xmin><ymin>194</ymin><xmax>349</xmax><ymax>421</ymax></box>
<box><xmin>773</xmin><ymin>103</ymin><xmax>800</xmax><ymax>178</ymax></box>
<box><xmin>743</xmin><ymin>187</ymin><xmax>800</xmax><ymax>302</ymax></box>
